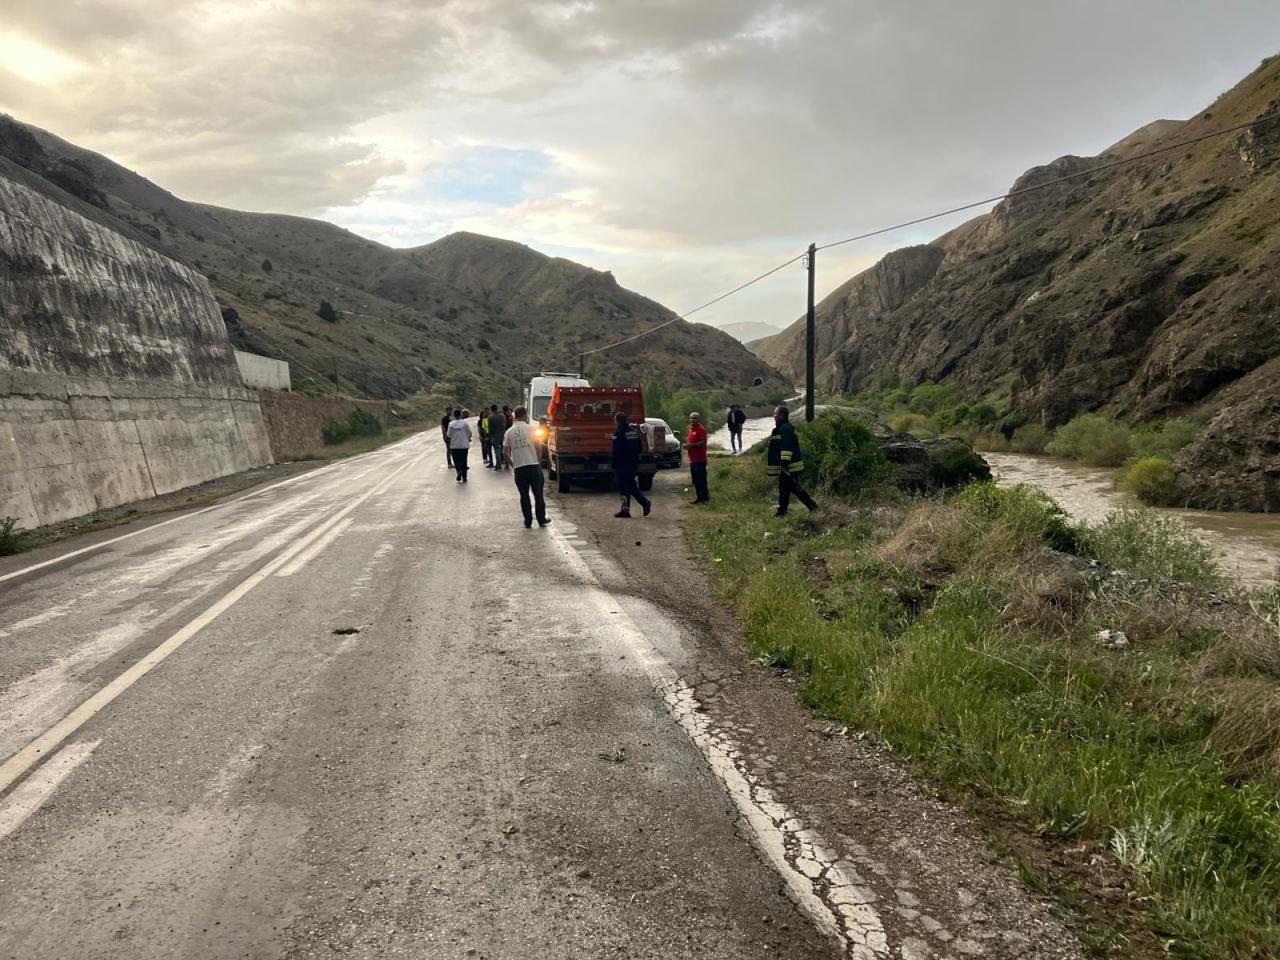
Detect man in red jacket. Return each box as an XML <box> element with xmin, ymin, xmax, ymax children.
<box><xmin>686</xmin><ymin>411</ymin><xmax>709</xmax><ymax>504</ymax></box>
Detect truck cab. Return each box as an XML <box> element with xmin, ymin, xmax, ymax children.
<box><xmin>544</xmin><ymin>386</ymin><xmax>664</xmax><ymax>493</ymax></box>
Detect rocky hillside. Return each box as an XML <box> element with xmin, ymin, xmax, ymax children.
<box><xmin>0</xmin><ymin>118</ymin><xmax>788</xmax><ymax>402</ymax></box>
<box><xmin>759</xmin><ymin>55</ymin><xmax>1280</xmax><ymax>511</ymax></box>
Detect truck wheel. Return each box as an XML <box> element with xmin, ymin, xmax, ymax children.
<box><xmin>558</xmin><ymin>472</ymin><xmax>572</xmax><ymax>494</ymax></box>
<box><xmin>638</xmin><ymin>474</ymin><xmax>654</xmax><ymax>491</ymax></box>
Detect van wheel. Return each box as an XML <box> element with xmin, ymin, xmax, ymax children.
<box><xmin>638</xmin><ymin>474</ymin><xmax>654</xmax><ymax>491</ymax></box>
<box><xmin>558</xmin><ymin>472</ymin><xmax>572</xmax><ymax>494</ymax></box>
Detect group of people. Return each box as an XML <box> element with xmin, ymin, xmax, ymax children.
<box><xmin>440</xmin><ymin>404</ymin><xmax>551</xmax><ymax>527</ymax></box>
<box><xmin>441</xmin><ymin>401</ymin><xmax>816</xmax><ymax>527</ymax></box>
<box><xmin>610</xmin><ymin>403</ymin><xmax>815</xmax><ymax>519</ymax></box>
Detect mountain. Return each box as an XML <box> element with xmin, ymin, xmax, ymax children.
<box><xmin>758</xmin><ymin>55</ymin><xmax>1280</xmax><ymax>511</ymax></box>
<box><xmin>710</xmin><ymin>320</ymin><xmax>783</xmax><ymax>346</ymax></box>
<box><xmin>1</xmin><ymin>117</ymin><xmax>789</xmax><ymax>403</ymax></box>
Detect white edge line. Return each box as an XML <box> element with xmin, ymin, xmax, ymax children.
<box><xmin>0</xmin><ymin>739</ymin><xmax>101</xmax><ymax>840</ymax></box>
<box><xmin>0</xmin><ymin>453</ymin><xmax>424</xmax><ymax>796</ymax></box>
<box><xmin>0</xmin><ymin>431</ymin><xmax>430</xmax><ymax>586</ymax></box>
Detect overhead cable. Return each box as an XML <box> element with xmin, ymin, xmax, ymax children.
<box><xmin>582</xmin><ymin>108</ymin><xmax>1280</xmax><ymax>357</ymax></box>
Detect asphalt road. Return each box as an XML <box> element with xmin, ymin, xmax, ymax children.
<box><xmin>0</xmin><ymin>431</ymin><xmax>838</xmax><ymax>959</ymax></box>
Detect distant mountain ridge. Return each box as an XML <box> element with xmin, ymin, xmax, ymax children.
<box><xmin>0</xmin><ymin>117</ymin><xmax>788</xmax><ymax>402</ymax></box>
<box><xmin>710</xmin><ymin>320</ymin><xmax>783</xmax><ymax>346</ymax></box>
<box><xmin>758</xmin><ymin>55</ymin><xmax>1280</xmax><ymax>511</ymax></box>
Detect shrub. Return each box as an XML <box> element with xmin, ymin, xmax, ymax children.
<box><xmin>1117</xmin><ymin>456</ymin><xmax>1180</xmax><ymax>506</ymax></box>
<box><xmin>322</xmin><ymin>408</ymin><xmax>384</xmax><ymax>445</ymax></box>
<box><xmin>970</xmin><ymin>403</ymin><xmax>999</xmax><ymax>427</ymax></box>
<box><xmin>908</xmin><ymin>383</ymin><xmax>956</xmax><ymax>415</ymax></box>
<box><xmin>927</xmin><ymin>440</ymin><xmax>991</xmax><ymax>488</ymax></box>
<box><xmin>1045</xmin><ymin>413</ymin><xmax>1132</xmax><ymax>466</ymax></box>
<box><xmin>888</xmin><ymin>412</ymin><xmax>937</xmax><ymax>437</ymax></box>
<box><xmin>0</xmin><ymin>517</ymin><xmax>23</xmax><ymax>556</ymax></box>
<box><xmin>1131</xmin><ymin>419</ymin><xmax>1200</xmax><ymax>459</ymax></box>
<box><xmin>1010</xmin><ymin>423</ymin><xmax>1049</xmax><ymax>453</ymax></box>
<box><xmin>317</xmin><ymin>300</ymin><xmax>339</xmax><ymax>323</ymax></box>
<box><xmin>954</xmin><ymin>481</ymin><xmax>1080</xmax><ymax>553</ymax></box>
<box><xmin>1083</xmin><ymin>509</ymin><xmax>1221</xmax><ymax>590</ymax></box>
<box><xmin>793</xmin><ymin>412</ymin><xmax>890</xmax><ymax>496</ymax></box>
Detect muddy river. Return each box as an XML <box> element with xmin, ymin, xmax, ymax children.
<box><xmin>711</xmin><ymin>416</ymin><xmax>1279</xmax><ymax>587</ymax></box>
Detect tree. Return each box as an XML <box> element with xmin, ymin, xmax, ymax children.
<box><xmin>317</xmin><ymin>300</ymin><xmax>339</xmax><ymax>323</ymax></box>
<box><xmin>261</xmin><ymin>258</ymin><xmax>273</xmax><ymax>272</ymax></box>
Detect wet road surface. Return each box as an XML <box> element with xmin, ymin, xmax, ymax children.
<box><xmin>0</xmin><ymin>432</ymin><xmax>834</xmax><ymax>959</ymax></box>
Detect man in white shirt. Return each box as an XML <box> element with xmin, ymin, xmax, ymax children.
<box><xmin>503</xmin><ymin>406</ymin><xmax>549</xmax><ymax>528</ymax></box>
<box><xmin>446</xmin><ymin>409</ymin><xmax>472</xmax><ymax>482</ymax></box>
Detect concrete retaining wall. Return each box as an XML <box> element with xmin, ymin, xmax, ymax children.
<box><xmin>234</xmin><ymin>350</ymin><xmax>291</xmax><ymax>391</ymax></box>
<box><xmin>256</xmin><ymin>390</ymin><xmax>392</xmax><ymax>462</ymax></box>
<box><xmin>0</xmin><ymin>172</ymin><xmax>273</xmax><ymax>530</ymax></box>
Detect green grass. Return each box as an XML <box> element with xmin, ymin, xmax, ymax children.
<box><xmin>293</xmin><ymin>424</ymin><xmax>423</xmax><ymax>462</ymax></box>
<box><xmin>688</xmin><ymin>456</ymin><xmax>1280</xmax><ymax>958</ymax></box>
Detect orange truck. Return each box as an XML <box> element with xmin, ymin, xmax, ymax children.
<box><xmin>544</xmin><ymin>386</ymin><xmax>665</xmax><ymax>493</ymax></box>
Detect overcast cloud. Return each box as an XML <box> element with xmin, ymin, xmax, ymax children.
<box><xmin>2</xmin><ymin>1</ymin><xmax>1277</xmax><ymax>330</ymax></box>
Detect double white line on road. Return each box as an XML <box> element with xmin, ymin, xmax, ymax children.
<box><xmin>0</xmin><ymin>452</ymin><xmax>424</xmax><ymax>802</ymax></box>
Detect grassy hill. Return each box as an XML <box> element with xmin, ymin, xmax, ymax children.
<box><xmin>758</xmin><ymin>54</ymin><xmax>1280</xmax><ymax>510</ymax></box>
<box><xmin>2</xmin><ymin>119</ymin><xmax>789</xmax><ymax>404</ymax></box>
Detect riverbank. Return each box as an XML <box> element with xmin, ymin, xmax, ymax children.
<box><xmin>682</xmin><ymin>451</ymin><xmax>1280</xmax><ymax>958</ymax></box>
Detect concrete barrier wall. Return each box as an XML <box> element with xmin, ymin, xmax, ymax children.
<box><xmin>0</xmin><ymin>173</ymin><xmax>273</xmax><ymax>530</ymax></box>
<box><xmin>256</xmin><ymin>390</ymin><xmax>393</xmax><ymax>462</ymax></box>
<box><xmin>234</xmin><ymin>350</ymin><xmax>291</xmax><ymax>391</ymax></box>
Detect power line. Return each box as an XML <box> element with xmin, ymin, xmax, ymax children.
<box><xmin>817</xmin><ymin>109</ymin><xmax>1280</xmax><ymax>251</ymax></box>
<box><xmin>581</xmin><ymin>249</ymin><xmax>807</xmax><ymax>356</ymax></box>
<box><xmin>580</xmin><ymin>108</ymin><xmax>1280</xmax><ymax>359</ymax></box>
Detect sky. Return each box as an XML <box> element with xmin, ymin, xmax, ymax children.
<box><xmin>1</xmin><ymin>1</ymin><xmax>1277</xmax><ymax>334</ymax></box>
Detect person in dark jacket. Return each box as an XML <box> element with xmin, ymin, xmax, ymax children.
<box><xmin>488</xmin><ymin>404</ymin><xmax>507</xmax><ymax>469</ymax></box>
<box><xmin>441</xmin><ymin>406</ymin><xmax>454</xmax><ymax>469</ymax></box>
<box><xmin>726</xmin><ymin>404</ymin><xmax>747</xmax><ymax>453</ymax></box>
<box><xmin>767</xmin><ymin>405</ymin><xmax>817</xmax><ymax>516</ymax></box>
<box><xmin>610</xmin><ymin>412</ymin><xmax>651</xmax><ymax>518</ymax></box>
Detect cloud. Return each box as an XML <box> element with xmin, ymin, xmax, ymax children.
<box><xmin>2</xmin><ymin>0</ymin><xmax>1277</xmax><ymax>328</ymax></box>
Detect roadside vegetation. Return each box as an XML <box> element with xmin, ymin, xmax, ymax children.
<box><xmin>840</xmin><ymin>379</ymin><xmax>1201</xmax><ymax>507</ymax></box>
<box><xmin>0</xmin><ymin>516</ymin><xmax>25</xmax><ymax>556</ymax></box>
<box><xmin>687</xmin><ymin>412</ymin><xmax>1280</xmax><ymax>958</ymax></box>
<box><xmin>644</xmin><ymin>379</ymin><xmax>786</xmax><ymax>429</ymax></box>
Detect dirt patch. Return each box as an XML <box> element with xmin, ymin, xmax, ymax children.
<box><xmin>553</xmin><ymin>467</ymin><xmax>1162</xmax><ymax>959</ymax></box>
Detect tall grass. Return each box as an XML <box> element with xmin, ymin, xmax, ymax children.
<box><xmin>690</xmin><ymin>459</ymin><xmax>1280</xmax><ymax>958</ymax></box>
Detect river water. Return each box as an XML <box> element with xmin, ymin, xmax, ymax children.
<box><xmin>711</xmin><ymin>416</ymin><xmax>1280</xmax><ymax>587</ymax></box>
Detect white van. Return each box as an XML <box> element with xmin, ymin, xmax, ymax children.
<box><xmin>526</xmin><ymin>372</ymin><xmax>590</xmax><ymax>422</ymax></box>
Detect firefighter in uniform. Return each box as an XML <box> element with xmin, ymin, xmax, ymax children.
<box><xmin>766</xmin><ymin>405</ymin><xmax>818</xmax><ymax>516</ymax></box>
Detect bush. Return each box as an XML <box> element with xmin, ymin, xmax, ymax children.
<box><xmin>1083</xmin><ymin>509</ymin><xmax>1221</xmax><ymax>590</ymax></box>
<box><xmin>322</xmin><ymin>408</ymin><xmax>384</xmax><ymax>445</ymax></box>
<box><xmin>908</xmin><ymin>383</ymin><xmax>957</xmax><ymax>415</ymax></box>
<box><xmin>954</xmin><ymin>481</ymin><xmax>1080</xmax><ymax>553</ymax></box>
<box><xmin>1010</xmin><ymin>423</ymin><xmax>1049</xmax><ymax>453</ymax></box>
<box><xmin>1117</xmin><ymin>456</ymin><xmax>1180</xmax><ymax>506</ymax></box>
<box><xmin>888</xmin><ymin>412</ymin><xmax>937</xmax><ymax>437</ymax></box>
<box><xmin>793</xmin><ymin>412</ymin><xmax>890</xmax><ymax>496</ymax></box>
<box><xmin>1045</xmin><ymin>413</ymin><xmax>1132</xmax><ymax>466</ymax></box>
<box><xmin>317</xmin><ymin>300</ymin><xmax>339</xmax><ymax>323</ymax></box>
<box><xmin>1131</xmin><ymin>419</ymin><xmax>1200</xmax><ymax>459</ymax></box>
<box><xmin>0</xmin><ymin>516</ymin><xmax>23</xmax><ymax>556</ymax></box>
<box><xmin>927</xmin><ymin>440</ymin><xmax>991</xmax><ymax>488</ymax></box>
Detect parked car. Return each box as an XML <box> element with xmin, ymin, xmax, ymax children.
<box><xmin>645</xmin><ymin>418</ymin><xmax>681</xmax><ymax>468</ymax></box>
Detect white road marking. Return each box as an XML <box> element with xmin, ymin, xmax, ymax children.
<box><xmin>275</xmin><ymin>517</ymin><xmax>354</xmax><ymax>576</ymax></box>
<box><xmin>549</xmin><ymin>523</ymin><xmax>889</xmax><ymax>959</ymax></box>
<box><xmin>0</xmin><ymin>739</ymin><xmax>100</xmax><ymax>840</ymax></box>
<box><xmin>0</xmin><ymin>433</ymin><xmax>427</xmax><ymax>586</ymax></box>
<box><xmin>0</xmin><ymin>453</ymin><xmax>424</xmax><ymax>797</ymax></box>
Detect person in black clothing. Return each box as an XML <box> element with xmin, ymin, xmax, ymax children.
<box><xmin>727</xmin><ymin>404</ymin><xmax>747</xmax><ymax>453</ymax></box>
<box><xmin>440</xmin><ymin>406</ymin><xmax>454</xmax><ymax>468</ymax></box>
<box><xmin>610</xmin><ymin>412</ymin><xmax>651</xmax><ymax>518</ymax></box>
<box><xmin>767</xmin><ymin>405</ymin><xmax>817</xmax><ymax>516</ymax></box>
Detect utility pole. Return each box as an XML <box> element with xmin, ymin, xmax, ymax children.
<box><xmin>578</xmin><ymin>350</ymin><xmax>585</xmax><ymax>379</ymax></box>
<box><xmin>805</xmin><ymin>242</ymin><xmax>816</xmax><ymax>422</ymax></box>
